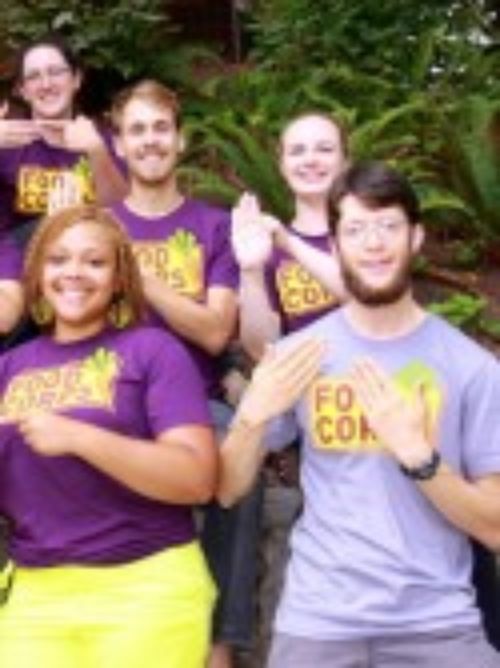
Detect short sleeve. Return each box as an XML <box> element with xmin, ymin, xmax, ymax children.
<box><xmin>0</xmin><ymin>235</ymin><xmax>23</xmax><ymax>280</ymax></box>
<box><xmin>205</xmin><ymin>208</ymin><xmax>239</xmax><ymax>291</ymax></box>
<box><xmin>462</xmin><ymin>356</ymin><xmax>500</xmax><ymax>479</ymax></box>
<box><xmin>144</xmin><ymin>333</ymin><xmax>212</xmax><ymax>435</ymax></box>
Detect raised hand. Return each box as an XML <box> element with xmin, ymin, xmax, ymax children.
<box><xmin>237</xmin><ymin>336</ymin><xmax>325</xmax><ymax>426</ymax></box>
<box><xmin>231</xmin><ymin>192</ymin><xmax>274</xmax><ymax>270</ymax></box>
<box><xmin>349</xmin><ymin>357</ymin><xmax>434</xmax><ymax>467</ymax></box>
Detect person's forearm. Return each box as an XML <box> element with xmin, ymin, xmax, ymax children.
<box><xmin>218</xmin><ymin>416</ymin><xmax>267</xmax><ymax>506</ymax></box>
<box><xmin>283</xmin><ymin>233</ymin><xmax>346</xmax><ymax>299</ymax></box>
<box><xmin>87</xmin><ymin>141</ymin><xmax>128</xmax><ymax>205</ymax></box>
<box><xmin>0</xmin><ymin>282</ymin><xmax>24</xmax><ymax>334</ymax></box>
<box><xmin>143</xmin><ymin>275</ymin><xmax>235</xmax><ymax>354</ymax></box>
<box><xmin>239</xmin><ymin>268</ymin><xmax>281</xmax><ymax>361</ymax></box>
<box><xmin>70</xmin><ymin>423</ymin><xmax>216</xmax><ymax>504</ymax></box>
<box><xmin>415</xmin><ymin>462</ymin><xmax>500</xmax><ymax>550</ymax></box>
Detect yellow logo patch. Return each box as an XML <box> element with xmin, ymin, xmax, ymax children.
<box><xmin>276</xmin><ymin>260</ymin><xmax>337</xmax><ymax>316</ymax></box>
<box><xmin>133</xmin><ymin>229</ymin><xmax>204</xmax><ymax>299</ymax></box>
<box><xmin>0</xmin><ymin>348</ymin><xmax>120</xmax><ymax>421</ymax></box>
<box><xmin>16</xmin><ymin>159</ymin><xmax>95</xmax><ymax>214</ymax></box>
<box><xmin>308</xmin><ymin>361</ymin><xmax>443</xmax><ymax>452</ymax></box>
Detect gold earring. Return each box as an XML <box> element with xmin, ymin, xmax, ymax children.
<box><xmin>108</xmin><ymin>295</ymin><xmax>132</xmax><ymax>329</ymax></box>
<box><xmin>31</xmin><ymin>296</ymin><xmax>54</xmax><ymax>326</ymax></box>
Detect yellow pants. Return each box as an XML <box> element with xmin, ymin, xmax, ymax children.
<box><xmin>0</xmin><ymin>542</ymin><xmax>216</xmax><ymax>668</ymax></box>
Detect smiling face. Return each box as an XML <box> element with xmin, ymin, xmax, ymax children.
<box><xmin>19</xmin><ymin>44</ymin><xmax>81</xmax><ymax>120</ymax></box>
<box><xmin>279</xmin><ymin>114</ymin><xmax>347</xmax><ymax>201</ymax></box>
<box><xmin>335</xmin><ymin>194</ymin><xmax>423</xmax><ymax>306</ymax></box>
<box><xmin>41</xmin><ymin>222</ymin><xmax>118</xmax><ymax>341</ymax></box>
<box><xmin>115</xmin><ymin>97</ymin><xmax>184</xmax><ymax>187</ymax></box>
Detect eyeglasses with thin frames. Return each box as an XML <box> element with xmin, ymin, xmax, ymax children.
<box><xmin>23</xmin><ymin>65</ymin><xmax>71</xmax><ymax>86</ymax></box>
<box><xmin>339</xmin><ymin>218</ymin><xmax>408</xmax><ymax>243</ymax></box>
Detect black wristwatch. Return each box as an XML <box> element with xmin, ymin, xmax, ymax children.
<box><xmin>400</xmin><ymin>451</ymin><xmax>441</xmax><ymax>481</ymax></box>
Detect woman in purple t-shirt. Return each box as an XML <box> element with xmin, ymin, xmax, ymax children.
<box><xmin>0</xmin><ymin>205</ymin><xmax>217</xmax><ymax>667</ymax></box>
<box><xmin>234</xmin><ymin>112</ymin><xmax>350</xmax><ymax>360</ymax></box>
<box><xmin>0</xmin><ymin>35</ymin><xmax>127</xmax><ymax>336</ymax></box>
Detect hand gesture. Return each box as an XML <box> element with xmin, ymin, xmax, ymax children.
<box><xmin>237</xmin><ymin>337</ymin><xmax>325</xmax><ymax>426</ymax></box>
<box><xmin>47</xmin><ymin>171</ymin><xmax>83</xmax><ymax>214</ymax></box>
<box><xmin>37</xmin><ymin>115</ymin><xmax>102</xmax><ymax>153</ymax></box>
<box><xmin>349</xmin><ymin>357</ymin><xmax>434</xmax><ymax>467</ymax></box>
<box><xmin>0</xmin><ymin>102</ymin><xmax>42</xmax><ymax>147</ymax></box>
<box><xmin>231</xmin><ymin>193</ymin><xmax>274</xmax><ymax>270</ymax></box>
<box><xmin>17</xmin><ymin>410</ymin><xmax>84</xmax><ymax>457</ymax></box>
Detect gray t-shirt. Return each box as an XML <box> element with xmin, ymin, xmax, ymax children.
<box><xmin>267</xmin><ymin>308</ymin><xmax>500</xmax><ymax>640</ymax></box>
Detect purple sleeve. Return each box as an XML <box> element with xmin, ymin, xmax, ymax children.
<box><xmin>0</xmin><ymin>235</ymin><xmax>23</xmax><ymax>280</ymax></box>
<box><xmin>205</xmin><ymin>208</ymin><xmax>239</xmax><ymax>291</ymax></box>
<box><xmin>145</xmin><ymin>333</ymin><xmax>212</xmax><ymax>435</ymax></box>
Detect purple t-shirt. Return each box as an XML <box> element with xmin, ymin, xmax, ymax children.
<box><xmin>0</xmin><ymin>125</ymin><xmax>123</xmax><ymax>247</ymax></box>
<box><xmin>265</xmin><ymin>230</ymin><xmax>340</xmax><ymax>333</ymax></box>
<box><xmin>0</xmin><ymin>325</ymin><xmax>211</xmax><ymax>567</ymax></box>
<box><xmin>0</xmin><ymin>234</ymin><xmax>22</xmax><ymax>280</ymax></box>
<box><xmin>112</xmin><ymin>198</ymin><xmax>239</xmax><ymax>396</ymax></box>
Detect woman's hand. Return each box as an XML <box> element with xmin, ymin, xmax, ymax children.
<box><xmin>37</xmin><ymin>115</ymin><xmax>102</xmax><ymax>153</ymax></box>
<box><xmin>232</xmin><ymin>193</ymin><xmax>274</xmax><ymax>270</ymax></box>
<box><xmin>17</xmin><ymin>411</ymin><xmax>86</xmax><ymax>457</ymax></box>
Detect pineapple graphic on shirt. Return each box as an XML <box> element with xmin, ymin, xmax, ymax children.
<box><xmin>72</xmin><ymin>157</ymin><xmax>96</xmax><ymax>203</ymax></box>
<box><xmin>79</xmin><ymin>348</ymin><xmax>120</xmax><ymax>407</ymax></box>
<box><xmin>163</xmin><ymin>229</ymin><xmax>203</xmax><ymax>299</ymax></box>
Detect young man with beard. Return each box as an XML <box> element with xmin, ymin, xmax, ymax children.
<box><xmin>219</xmin><ymin>162</ymin><xmax>500</xmax><ymax>667</ymax></box>
<box><xmin>110</xmin><ymin>80</ymin><xmax>260</xmax><ymax>668</ymax></box>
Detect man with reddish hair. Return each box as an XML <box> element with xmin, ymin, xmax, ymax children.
<box><xmin>111</xmin><ymin>79</ymin><xmax>259</xmax><ymax>668</ymax></box>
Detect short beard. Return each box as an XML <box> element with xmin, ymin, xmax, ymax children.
<box><xmin>339</xmin><ymin>255</ymin><xmax>413</xmax><ymax>306</ymax></box>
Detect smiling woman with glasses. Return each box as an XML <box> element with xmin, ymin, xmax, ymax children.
<box><xmin>0</xmin><ymin>34</ymin><xmax>127</xmax><ymax>341</ymax></box>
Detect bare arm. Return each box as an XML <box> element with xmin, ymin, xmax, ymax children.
<box><xmin>0</xmin><ymin>280</ymin><xmax>24</xmax><ymax>334</ymax></box>
<box><xmin>276</xmin><ymin>228</ymin><xmax>347</xmax><ymax>300</ymax></box>
<box><xmin>218</xmin><ymin>337</ymin><xmax>325</xmax><ymax>506</ymax></box>
<box><xmin>39</xmin><ymin>116</ymin><xmax>128</xmax><ymax>205</ymax></box>
<box><xmin>18</xmin><ymin>413</ymin><xmax>217</xmax><ymax>505</ymax></box>
<box><xmin>239</xmin><ymin>268</ymin><xmax>281</xmax><ymax>361</ymax></box>
<box><xmin>351</xmin><ymin>357</ymin><xmax>500</xmax><ymax>551</ymax></box>
<box><xmin>232</xmin><ymin>193</ymin><xmax>281</xmax><ymax>361</ymax></box>
<box><xmin>86</xmin><ymin>136</ymin><xmax>128</xmax><ymax>205</ymax></box>
<box><xmin>142</xmin><ymin>275</ymin><xmax>238</xmax><ymax>355</ymax></box>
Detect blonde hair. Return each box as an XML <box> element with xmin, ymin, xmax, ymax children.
<box><xmin>24</xmin><ymin>205</ymin><xmax>146</xmax><ymax>329</ymax></box>
<box><xmin>111</xmin><ymin>79</ymin><xmax>181</xmax><ymax>132</ymax></box>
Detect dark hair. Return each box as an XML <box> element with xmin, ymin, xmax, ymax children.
<box><xmin>328</xmin><ymin>161</ymin><xmax>420</xmax><ymax>234</ymax></box>
<box><xmin>15</xmin><ymin>34</ymin><xmax>81</xmax><ymax>84</ymax></box>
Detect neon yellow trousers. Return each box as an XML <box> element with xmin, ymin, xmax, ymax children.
<box><xmin>0</xmin><ymin>542</ymin><xmax>216</xmax><ymax>668</ymax></box>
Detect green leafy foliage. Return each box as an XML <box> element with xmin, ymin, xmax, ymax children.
<box><xmin>428</xmin><ymin>292</ymin><xmax>486</xmax><ymax>329</ymax></box>
<box><xmin>0</xmin><ymin>0</ymin><xmax>218</xmax><ymax>110</ymax></box>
